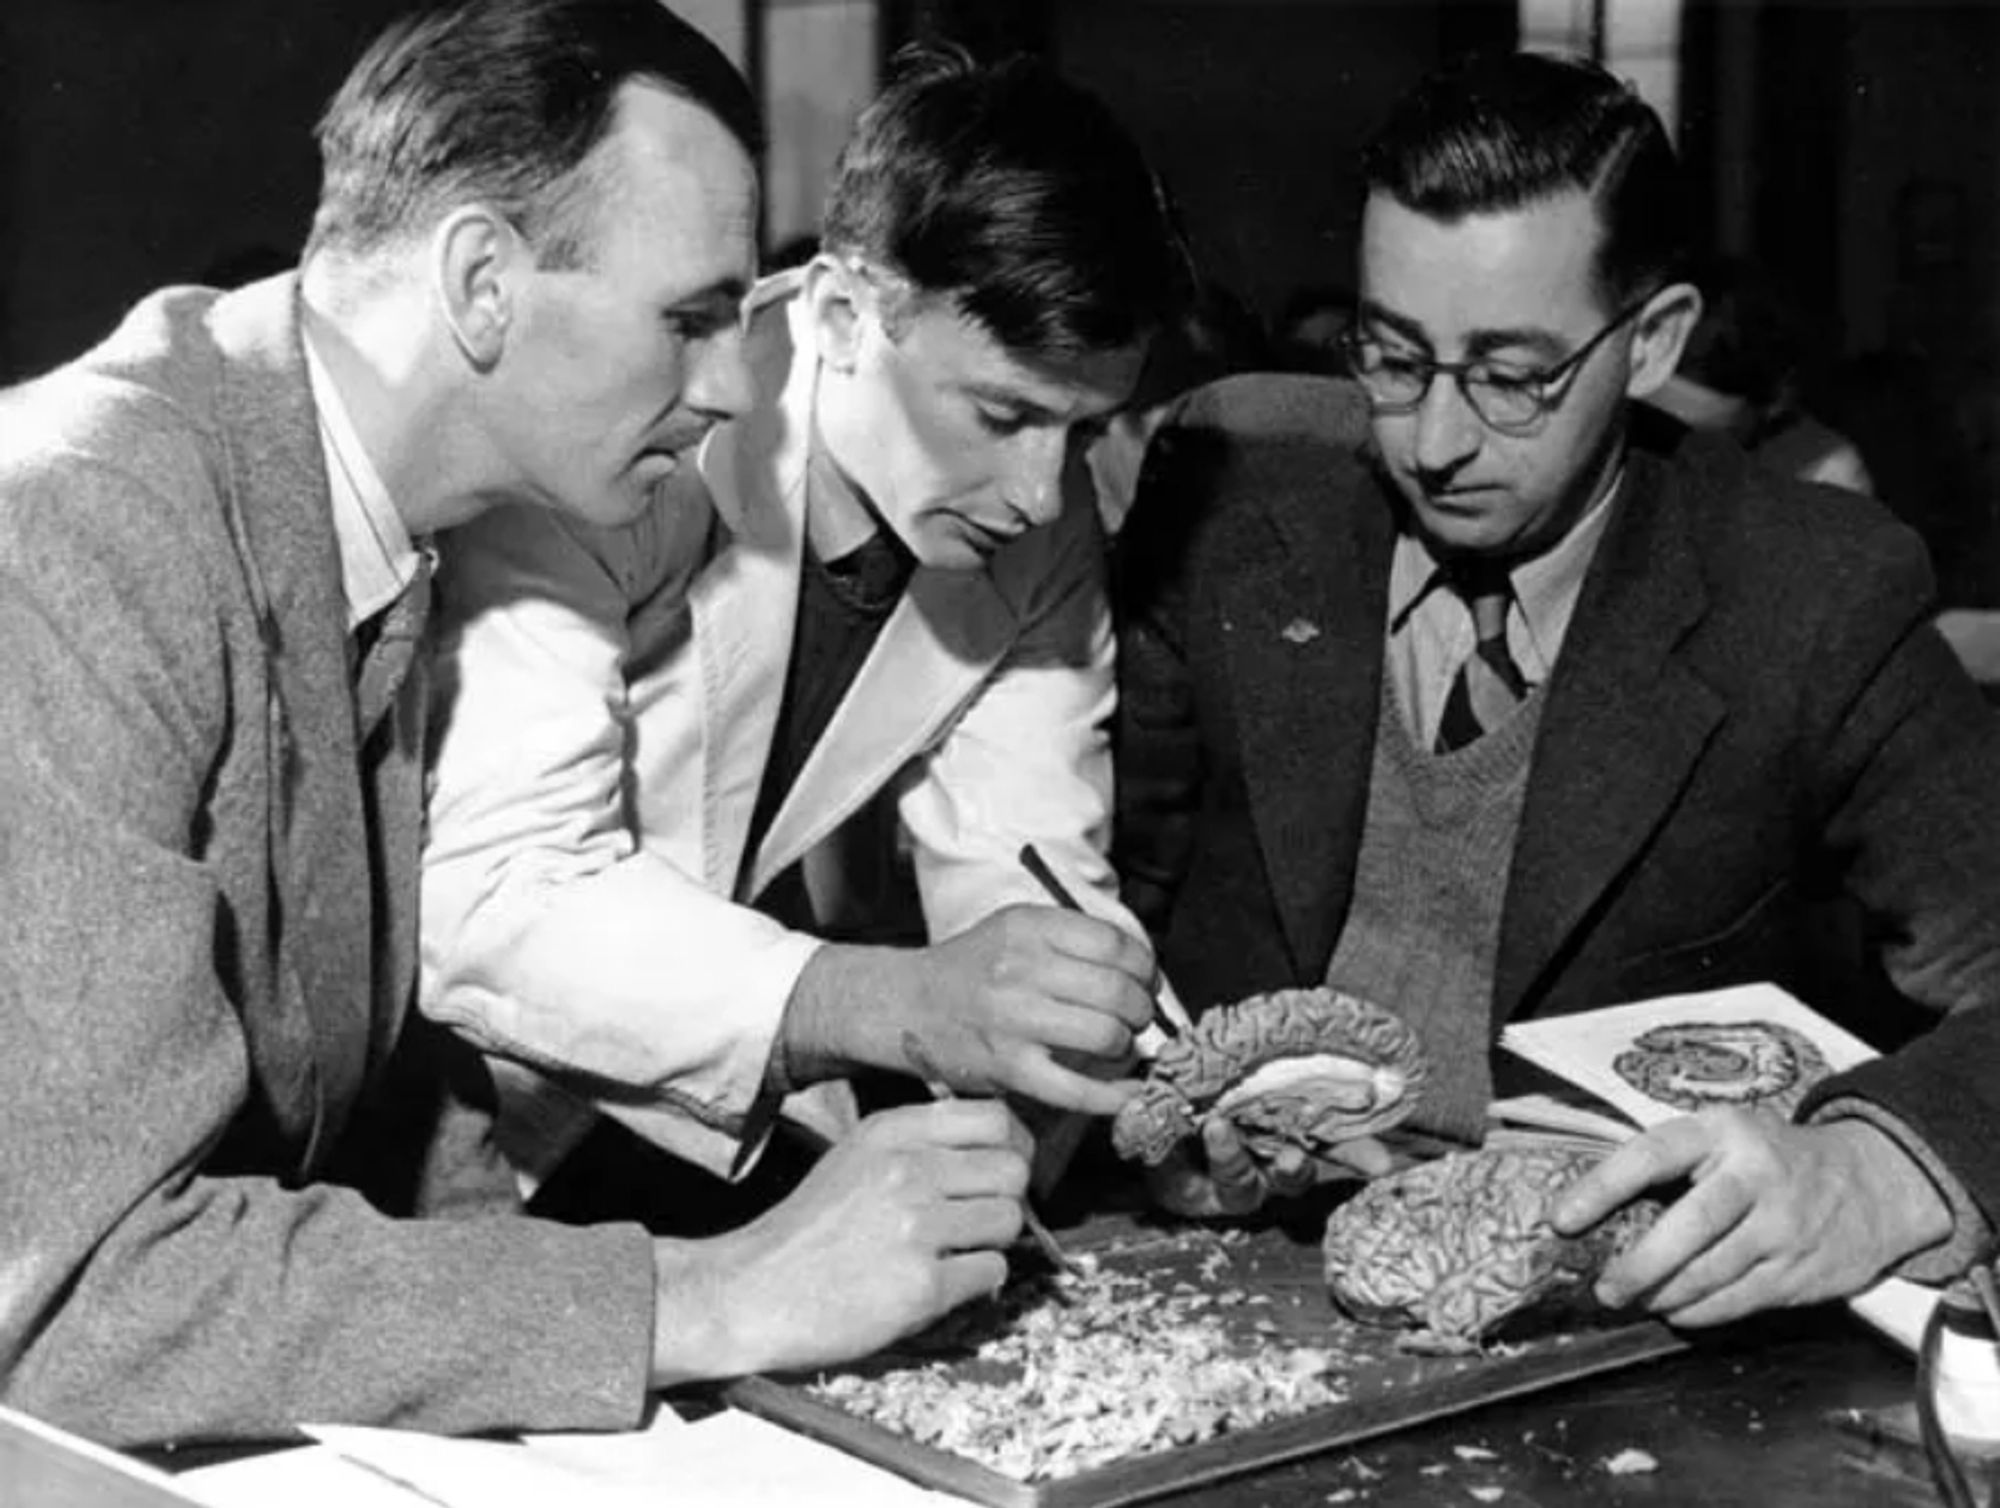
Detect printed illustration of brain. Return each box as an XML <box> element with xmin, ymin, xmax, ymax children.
<box><xmin>1611</xmin><ymin>1020</ymin><xmax>1831</xmax><ymax>1116</ymax></box>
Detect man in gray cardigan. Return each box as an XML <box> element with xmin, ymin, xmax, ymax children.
<box><xmin>0</xmin><ymin>0</ymin><xmax>1031</xmax><ymax>1449</ymax></box>
<box><xmin>1118</xmin><ymin>54</ymin><xmax>2000</xmax><ymax>1330</ymax></box>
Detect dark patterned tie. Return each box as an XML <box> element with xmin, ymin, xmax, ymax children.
<box><xmin>1435</xmin><ymin>562</ymin><xmax>1529</xmax><ymax>753</ymax></box>
<box><xmin>352</xmin><ymin>554</ymin><xmax>434</xmax><ymax>741</ymax></box>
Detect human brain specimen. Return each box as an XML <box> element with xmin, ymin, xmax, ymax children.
<box><xmin>1111</xmin><ymin>988</ymin><xmax>1426</xmax><ymax>1166</ymax></box>
<box><xmin>1320</xmin><ymin>1145</ymin><xmax>1658</xmax><ymax>1354</ymax></box>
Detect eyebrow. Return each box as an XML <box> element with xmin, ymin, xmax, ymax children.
<box><xmin>1357</xmin><ymin>298</ymin><xmax>1568</xmax><ymax>361</ymax></box>
<box><xmin>959</xmin><ymin>381</ymin><xmax>1073</xmax><ymax>424</ymax></box>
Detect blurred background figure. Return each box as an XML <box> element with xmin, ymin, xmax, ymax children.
<box><xmin>1088</xmin><ymin>274</ymin><xmax>1272</xmax><ymax>538</ymax></box>
<box><xmin>1272</xmin><ymin>282</ymin><xmax>1357</xmax><ymax>377</ymax></box>
<box><xmin>1645</xmin><ymin>255</ymin><xmax>1875</xmax><ymax>495</ymax></box>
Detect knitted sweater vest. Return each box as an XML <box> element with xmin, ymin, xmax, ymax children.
<box><xmin>1324</xmin><ymin>670</ymin><xmax>1544</xmax><ymax>1144</ymax></box>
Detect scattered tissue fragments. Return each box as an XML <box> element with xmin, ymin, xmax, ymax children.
<box><xmin>1602</xmin><ymin>1446</ymin><xmax>1659</xmax><ymax>1475</ymax></box>
<box><xmin>809</xmin><ymin>1241</ymin><xmax>1347</xmax><ymax>1481</ymax></box>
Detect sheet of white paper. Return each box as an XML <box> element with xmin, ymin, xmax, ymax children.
<box><xmin>302</xmin><ymin>1424</ymin><xmax>663</xmax><ymax>1508</ymax></box>
<box><xmin>1848</xmin><ymin>1275</ymin><xmax>1943</xmax><ymax>1355</ymax></box>
<box><xmin>1484</xmin><ymin>1091</ymin><xmax>1638</xmax><ymax>1145</ymax></box>
<box><xmin>655</xmin><ymin>1408</ymin><xmax>966</xmax><ymax>1505</ymax></box>
<box><xmin>182</xmin><ymin>1407</ymin><xmax>963</xmax><ymax>1508</ymax></box>
<box><xmin>515</xmin><ymin>1395</ymin><xmax>696</xmax><ymax>1482</ymax></box>
<box><xmin>179</xmin><ymin>1444</ymin><xmax>440</xmax><ymax>1508</ymax></box>
<box><xmin>0</xmin><ymin>1403</ymin><xmax>207</xmax><ymax>1504</ymax></box>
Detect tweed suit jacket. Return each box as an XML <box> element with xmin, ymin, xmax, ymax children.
<box><xmin>1115</xmin><ymin>372</ymin><xmax>2000</xmax><ymax>1219</ymax></box>
<box><xmin>0</xmin><ymin>277</ymin><xmax>654</xmax><ymax>1448</ymax></box>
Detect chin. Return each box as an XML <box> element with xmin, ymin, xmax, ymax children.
<box><xmin>616</xmin><ymin>469</ymin><xmax>681</xmax><ymax>522</ymax></box>
<box><xmin>1407</xmin><ymin>503</ymin><xmax>1497</xmax><ymax>556</ymax></box>
<box><xmin>896</xmin><ymin>519</ymin><xmax>979</xmax><ymax>572</ymax></box>
<box><xmin>920</xmin><ymin>539</ymin><xmax>986</xmax><ymax>572</ymax></box>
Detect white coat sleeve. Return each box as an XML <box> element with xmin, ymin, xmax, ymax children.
<box><xmin>898</xmin><ymin>493</ymin><xmax>1149</xmax><ymax>953</ymax></box>
<box><xmin>420</xmin><ymin>502</ymin><xmax>819</xmax><ymax>1178</ymax></box>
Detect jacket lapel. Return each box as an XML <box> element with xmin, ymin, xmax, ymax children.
<box><xmin>749</xmin><ymin>564</ymin><xmax>1016</xmax><ymax>890</ymax></box>
<box><xmin>691</xmin><ymin>285</ymin><xmax>813</xmax><ymax>894</ymax></box>
<box><xmin>208</xmin><ymin>277</ymin><xmax>375</xmax><ymax>1164</ymax></box>
<box><xmin>1498</xmin><ymin>449</ymin><xmax>1724</xmax><ymax>1017</ymax></box>
<box><xmin>1225</xmin><ymin>451</ymin><xmax>1395</xmax><ymax>980</ymax></box>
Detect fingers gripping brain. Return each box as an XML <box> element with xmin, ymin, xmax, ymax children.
<box><xmin>1321</xmin><ymin>1144</ymin><xmax>1661</xmax><ymax>1355</ymax></box>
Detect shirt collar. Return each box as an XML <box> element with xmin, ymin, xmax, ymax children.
<box><xmin>1389</xmin><ymin>469</ymin><xmax>1624</xmax><ymax>667</ymax></box>
<box><xmin>301</xmin><ymin>327</ymin><xmax>427</xmax><ymax>630</ymax></box>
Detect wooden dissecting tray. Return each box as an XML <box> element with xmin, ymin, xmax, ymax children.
<box><xmin>728</xmin><ymin>1212</ymin><xmax>1687</xmax><ymax>1508</ymax></box>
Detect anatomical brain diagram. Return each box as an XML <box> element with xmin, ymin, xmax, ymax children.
<box><xmin>1609</xmin><ymin>1018</ymin><xmax>1831</xmax><ymax>1116</ymax></box>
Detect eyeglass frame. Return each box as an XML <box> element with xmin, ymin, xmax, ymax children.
<box><xmin>1342</xmin><ymin>291</ymin><xmax>1659</xmax><ymax>437</ymax></box>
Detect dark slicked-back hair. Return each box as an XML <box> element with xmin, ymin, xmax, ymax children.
<box><xmin>1361</xmin><ymin>51</ymin><xmax>1687</xmax><ymax>305</ymax></box>
<box><xmin>820</xmin><ymin>45</ymin><xmax>1187</xmax><ymax>359</ymax></box>
<box><xmin>306</xmin><ymin>0</ymin><xmax>761</xmax><ymax>269</ymax></box>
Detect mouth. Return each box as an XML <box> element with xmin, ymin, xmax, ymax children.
<box><xmin>959</xmin><ymin>516</ymin><xmax>1022</xmax><ymax>553</ymax></box>
<box><xmin>640</xmin><ymin>423</ymin><xmax>712</xmax><ymax>466</ymax></box>
<box><xmin>1420</xmin><ymin>485</ymin><xmax>1501</xmax><ymax>512</ymax></box>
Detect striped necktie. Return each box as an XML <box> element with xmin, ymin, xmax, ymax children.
<box><xmin>1435</xmin><ymin>562</ymin><xmax>1529</xmax><ymax>753</ymax></box>
<box><xmin>353</xmin><ymin>554</ymin><xmax>434</xmax><ymax>741</ymax></box>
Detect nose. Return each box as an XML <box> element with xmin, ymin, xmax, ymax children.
<box><xmin>1000</xmin><ymin>427</ymin><xmax>1069</xmax><ymax>527</ymax></box>
<box><xmin>1411</xmin><ymin>369</ymin><xmax>1483</xmax><ymax>477</ymax></box>
<box><xmin>685</xmin><ymin>322</ymin><xmax>757</xmax><ymax>424</ymax></box>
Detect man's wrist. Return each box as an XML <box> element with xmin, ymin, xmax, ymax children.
<box><xmin>646</xmin><ymin>1231</ymin><xmax>777</xmax><ymax>1386</ymax></box>
<box><xmin>646</xmin><ymin>1237</ymin><xmax>733</xmax><ymax>1387</ymax></box>
<box><xmin>1827</xmin><ymin>1116</ymin><xmax>1954</xmax><ymax>1264</ymax></box>
<box><xmin>773</xmin><ymin>943</ymin><xmax>918</xmax><ymax>1087</ymax></box>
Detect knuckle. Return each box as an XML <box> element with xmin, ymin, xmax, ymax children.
<box><xmin>1118</xmin><ymin>981</ymin><xmax>1154</xmax><ymax>1025</ymax></box>
<box><xmin>996</xmin><ymin>1153</ymin><xmax>1030</xmax><ymax>1198</ymax></box>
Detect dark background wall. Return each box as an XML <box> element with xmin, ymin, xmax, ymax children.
<box><xmin>1051</xmin><ymin>0</ymin><xmax>1513</xmax><ymax>324</ymax></box>
<box><xmin>5</xmin><ymin>0</ymin><xmax>2000</xmax><ymax>595</ymax></box>
<box><xmin>7</xmin><ymin>1</ymin><xmax>1997</xmax><ymax>370</ymax></box>
<box><xmin>0</xmin><ymin>0</ymin><xmax>413</xmax><ymax>379</ymax></box>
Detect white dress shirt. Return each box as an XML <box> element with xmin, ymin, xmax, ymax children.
<box><xmin>1387</xmin><ymin>476</ymin><xmax>1621</xmax><ymax>746</ymax></box>
<box><xmin>301</xmin><ymin>330</ymin><xmax>426</xmax><ymax>628</ymax></box>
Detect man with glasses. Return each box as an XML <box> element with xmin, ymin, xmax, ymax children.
<box><xmin>421</xmin><ymin>48</ymin><xmax>1186</xmax><ymax>1221</ymax></box>
<box><xmin>1117</xmin><ymin>52</ymin><xmax>2000</xmax><ymax>1328</ymax></box>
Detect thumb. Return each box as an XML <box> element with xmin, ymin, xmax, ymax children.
<box><xmin>1321</xmin><ymin>1135</ymin><xmax>1395</xmax><ymax>1181</ymax></box>
<box><xmin>1199</xmin><ymin>1119</ymin><xmax>1268</xmax><ymax>1214</ymax></box>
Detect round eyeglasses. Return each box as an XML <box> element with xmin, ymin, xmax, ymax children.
<box><xmin>1343</xmin><ymin>295</ymin><xmax>1655</xmax><ymax>436</ymax></box>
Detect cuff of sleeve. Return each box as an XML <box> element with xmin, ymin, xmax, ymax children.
<box><xmin>569</xmin><ymin>929</ymin><xmax>827</xmax><ymax>1184</ymax></box>
<box><xmin>415</xmin><ymin>1217</ymin><xmax>656</xmax><ymax>1435</ymax></box>
<box><xmin>530</xmin><ymin>1221</ymin><xmax>658</xmax><ymax>1431</ymax></box>
<box><xmin>1807</xmin><ymin>1095</ymin><xmax>1993</xmax><ymax>1283</ymax></box>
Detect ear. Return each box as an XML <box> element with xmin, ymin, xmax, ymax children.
<box><xmin>432</xmin><ymin>206</ymin><xmax>520</xmax><ymax>372</ymax></box>
<box><xmin>1624</xmin><ymin>280</ymin><xmax>1703</xmax><ymax>402</ymax></box>
<box><xmin>802</xmin><ymin>254</ymin><xmax>867</xmax><ymax>373</ymax></box>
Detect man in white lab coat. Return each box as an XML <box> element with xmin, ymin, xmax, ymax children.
<box><xmin>421</xmin><ymin>49</ymin><xmax>1186</xmax><ymax>1209</ymax></box>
